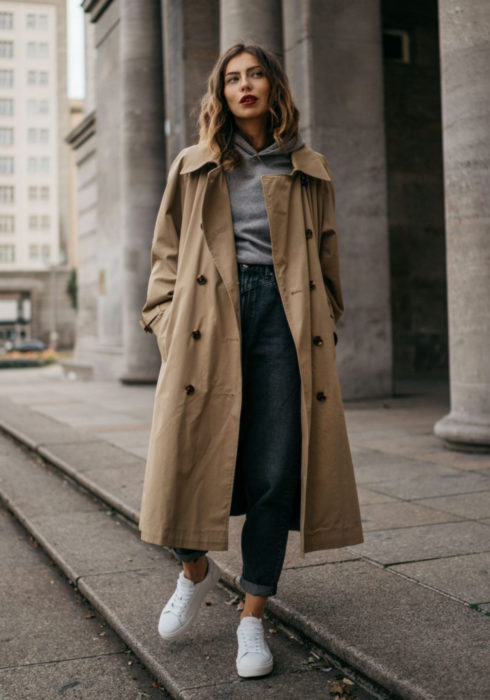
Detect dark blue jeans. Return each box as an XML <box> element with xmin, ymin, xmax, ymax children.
<box><xmin>172</xmin><ymin>262</ymin><xmax>302</xmax><ymax>597</ymax></box>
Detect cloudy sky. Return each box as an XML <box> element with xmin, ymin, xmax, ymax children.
<box><xmin>67</xmin><ymin>0</ymin><xmax>85</xmax><ymax>98</ymax></box>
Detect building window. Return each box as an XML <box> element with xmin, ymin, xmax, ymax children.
<box><xmin>27</xmin><ymin>70</ymin><xmax>36</xmax><ymax>85</ymax></box>
<box><xmin>0</xmin><ymin>70</ymin><xmax>14</xmax><ymax>87</ymax></box>
<box><xmin>28</xmin><ymin>157</ymin><xmax>37</xmax><ymax>173</ymax></box>
<box><xmin>39</xmin><ymin>157</ymin><xmax>49</xmax><ymax>173</ymax></box>
<box><xmin>40</xmin><ymin>186</ymin><xmax>49</xmax><ymax>201</ymax></box>
<box><xmin>0</xmin><ymin>245</ymin><xmax>15</xmax><ymax>263</ymax></box>
<box><xmin>0</xmin><ymin>12</ymin><xmax>14</xmax><ymax>30</ymax></box>
<box><xmin>0</xmin><ymin>216</ymin><xmax>15</xmax><ymax>233</ymax></box>
<box><xmin>0</xmin><ymin>128</ymin><xmax>14</xmax><ymax>145</ymax></box>
<box><xmin>26</xmin><ymin>14</ymin><xmax>48</xmax><ymax>30</ymax></box>
<box><xmin>27</xmin><ymin>42</ymin><xmax>36</xmax><ymax>58</ymax></box>
<box><xmin>0</xmin><ymin>157</ymin><xmax>14</xmax><ymax>175</ymax></box>
<box><xmin>27</xmin><ymin>128</ymin><xmax>36</xmax><ymax>143</ymax></box>
<box><xmin>40</xmin><ymin>129</ymin><xmax>49</xmax><ymax>143</ymax></box>
<box><xmin>29</xmin><ymin>244</ymin><xmax>39</xmax><ymax>261</ymax></box>
<box><xmin>28</xmin><ymin>215</ymin><xmax>38</xmax><ymax>230</ymax></box>
<box><xmin>38</xmin><ymin>43</ymin><xmax>48</xmax><ymax>58</ymax></box>
<box><xmin>0</xmin><ymin>99</ymin><xmax>14</xmax><ymax>116</ymax></box>
<box><xmin>41</xmin><ymin>245</ymin><xmax>50</xmax><ymax>262</ymax></box>
<box><xmin>27</xmin><ymin>100</ymin><xmax>49</xmax><ymax>115</ymax></box>
<box><xmin>39</xmin><ymin>71</ymin><xmax>48</xmax><ymax>85</ymax></box>
<box><xmin>28</xmin><ymin>186</ymin><xmax>37</xmax><ymax>201</ymax></box>
<box><xmin>41</xmin><ymin>215</ymin><xmax>50</xmax><ymax>229</ymax></box>
<box><xmin>0</xmin><ymin>186</ymin><xmax>14</xmax><ymax>203</ymax></box>
<box><xmin>0</xmin><ymin>41</ymin><xmax>14</xmax><ymax>58</ymax></box>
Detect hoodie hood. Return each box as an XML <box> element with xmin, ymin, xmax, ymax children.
<box><xmin>232</xmin><ymin>130</ymin><xmax>305</xmax><ymax>161</ymax></box>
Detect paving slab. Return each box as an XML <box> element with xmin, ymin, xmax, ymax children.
<box><xmin>0</xmin><ymin>655</ymin><xmax>166</xmax><ymax>700</ymax></box>
<box><xmin>0</xmin><ymin>563</ymin><xmax>126</xmax><ymax>667</ymax></box>
<box><xmin>350</xmin><ymin>520</ymin><xmax>490</xmax><ymax>565</ymax></box>
<box><xmin>0</xmin><ymin>444</ymin><xmax>98</xmax><ymax>519</ymax></box>
<box><xmin>413</xmin><ymin>490</ymin><xmax>490</xmax><ymax>520</ymax></box>
<box><xmin>89</xmin><ymin>428</ymin><xmax>151</xmax><ymax>453</ymax></box>
<box><xmin>410</xmin><ymin>449</ymin><xmax>490</xmax><ymax>471</ymax></box>
<box><xmin>23</xmin><ymin>400</ymin><xmax>146</xmax><ymax>430</ymax></box>
<box><xmin>364</xmin><ymin>468</ymin><xmax>490</xmax><ymax>500</ymax></box>
<box><xmin>358</xmin><ymin>500</ymin><xmax>463</xmax><ymax>531</ymax></box>
<box><xmin>392</xmin><ymin>552</ymin><xmax>490</xmax><ymax>604</ymax></box>
<box><xmin>40</xmin><ymin>439</ymin><xmax>145</xmax><ymax>473</ymax></box>
<box><xmin>0</xmin><ymin>507</ymin><xmax>165</xmax><ymax>700</ymax></box>
<box><xmin>182</xmin><ymin>670</ymin><xmax>339</xmax><ymax>699</ymax></box>
<box><xmin>274</xmin><ymin>561</ymin><xmax>490</xmax><ymax>700</ymax></box>
<box><xmin>356</xmin><ymin>487</ymin><xmax>399</xmax><ymax>505</ymax></box>
<box><xmin>0</xmin><ymin>398</ymin><xmax>95</xmax><ymax>449</ymax></box>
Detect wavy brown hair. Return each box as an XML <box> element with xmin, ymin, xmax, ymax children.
<box><xmin>198</xmin><ymin>43</ymin><xmax>300</xmax><ymax>170</ymax></box>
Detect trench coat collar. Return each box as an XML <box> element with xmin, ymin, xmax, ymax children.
<box><xmin>179</xmin><ymin>140</ymin><xmax>331</xmax><ymax>182</ymax></box>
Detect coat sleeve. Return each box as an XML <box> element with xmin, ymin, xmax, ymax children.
<box><xmin>139</xmin><ymin>154</ymin><xmax>184</xmax><ymax>333</ymax></box>
<box><xmin>317</xmin><ymin>158</ymin><xmax>344</xmax><ymax>339</ymax></box>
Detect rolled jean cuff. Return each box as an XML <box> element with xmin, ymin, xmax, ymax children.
<box><xmin>240</xmin><ymin>574</ymin><xmax>276</xmax><ymax>597</ymax></box>
<box><xmin>171</xmin><ymin>547</ymin><xmax>208</xmax><ymax>563</ymax></box>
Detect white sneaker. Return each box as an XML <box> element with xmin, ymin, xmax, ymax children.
<box><xmin>236</xmin><ymin>615</ymin><xmax>274</xmax><ymax>677</ymax></box>
<box><xmin>158</xmin><ymin>556</ymin><xmax>220</xmax><ymax>640</ymax></box>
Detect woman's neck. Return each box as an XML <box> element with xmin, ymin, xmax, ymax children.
<box><xmin>234</xmin><ymin>121</ymin><xmax>271</xmax><ymax>152</ymax></box>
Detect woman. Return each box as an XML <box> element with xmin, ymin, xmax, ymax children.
<box><xmin>139</xmin><ymin>42</ymin><xmax>363</xmax><ymax>678</ymax></box>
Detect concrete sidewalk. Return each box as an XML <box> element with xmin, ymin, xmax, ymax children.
<box><xmin>0</xmin><ymin>365</ymin><xmax>489</xmax><ymax>699</ymax></box>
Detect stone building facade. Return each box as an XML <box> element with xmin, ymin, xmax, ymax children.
<box><xmin>67</xmin><ymin>0</ymin><xmax>490</xmax><ymax>450</ymax></box>
<box><xmin>0</xmin><ymin>0</ymin><xmax>75</xmax><ymax>348</ymax></box>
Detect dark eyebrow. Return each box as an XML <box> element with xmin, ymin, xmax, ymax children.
<box><xmin>225</xmin><ymin>64</ymin><xmax>263</xmax><ymax>77</ymax></box>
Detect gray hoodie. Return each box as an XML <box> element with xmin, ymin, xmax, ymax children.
<box><xmin>224</xmin><ymin>130</ymin><xmax>305</xmax><ymax>265</ymax></box>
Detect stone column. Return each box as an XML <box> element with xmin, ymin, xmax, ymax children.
<box><xmin>119</xmin><ymin>0</ymin><xmax>166</xmax><ymax>383</ymax></box>
<box><xmin>162</xmin><ymin>0</ymin><xmax>219</xmax><ymax>166</ymax></box>
<box><xmin>283</xmin><ymin>0</ymin><xmax>392</xmax><ymax>399</ymax></box>
<box><xmin>433</xmin><ymin>0</ymin><xmax>490</xmax><ymax>449</ymax></box>
<box><xmin>220</xmin><ymin>0</ymin><xmax>283</xmax><ymax>57</ymax></box>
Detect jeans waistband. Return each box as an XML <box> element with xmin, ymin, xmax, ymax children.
<box><xmin>237</xmin><ymin>263</ymin><xmax>274</xmax><ymax>273</ymax></box>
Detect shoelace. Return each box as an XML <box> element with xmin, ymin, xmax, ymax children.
<box><xmin>168</xmin><ymin>579</ymin><xmax>195</xmax><ymax>620</ymax></box>
<box><xmin>238</xmin><ymin>623</ymin><xmax>266</xmax><ymax>654</ymax></box>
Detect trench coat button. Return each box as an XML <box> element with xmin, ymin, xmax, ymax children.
<box><xmin>185</xmin><ymin>384</ymin><xmax>195</xmax><ymax>395</ymax></box>
<box><xmin>196</xmin><ymin>274</ymin><xmax>207</xmax><ymax>285</ymax></box>
<box><xmin>313</xmin><ymin>335</ymin><xmax>324</xmax><ymax>346</ymax></box>
<box><xmin>309</xmin><ymin>279</ymin><xmax>316</xmax><ymax>290</ymax></box>
<box><xmin>316</xmin><ymin>391</ymin><xmax>327</xmax><ymax>401</ymax></box>
<box><xmin>305</xmin><ymin>228</ymin><xmax>313</xmax><ymax>239</ymax></box>
<box><xmin>300</xmin><ymin>173</ymin><xmax>308</xmax><ymax>186</ymax></box>
<box><xmin>168</xmin><ymin>290</ymin><xmax>174</xmax><ymax>297</ymax></box>
<box><xmin>192</xmin><ymin>329</ymin><xmax>201</xmax><ymax>339</ymax></box>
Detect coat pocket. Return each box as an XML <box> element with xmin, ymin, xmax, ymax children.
<box><xmin>152</xmin><ymin>308</ymin><xmax>172</xmax><ymax>361</ymax></box>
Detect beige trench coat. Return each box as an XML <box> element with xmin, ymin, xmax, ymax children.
<box><xmin>138</xmin><ymin>140</ymin><xmax>364</xmax><ymax>556</ymax></box>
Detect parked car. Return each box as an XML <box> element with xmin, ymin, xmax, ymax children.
<box><xmin>12</xmin><ymin>339</ymin><xmax>46</xmax><ymax>353</ymax></box>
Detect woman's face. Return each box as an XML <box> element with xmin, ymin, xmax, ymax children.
<box><xmin>223</xmin><ymin>52</ymin><xmax>271</xmax><ymax>123</ymax></box>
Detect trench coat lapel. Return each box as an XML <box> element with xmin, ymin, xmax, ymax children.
<box><xmin>201</xmin><ymin>167</ymin><xmax>242</xmax><ymax>331</ymax></box>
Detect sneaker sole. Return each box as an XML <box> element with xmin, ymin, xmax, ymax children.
<box><xmin>236</xmin><ymin>659</ymin><xmax>274</xmax><ymax>678</ymax></box>
<box><xmin>158</xmin><ymin>558</ymin><xmax>220</xmax><ymax>641</ymax></box>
